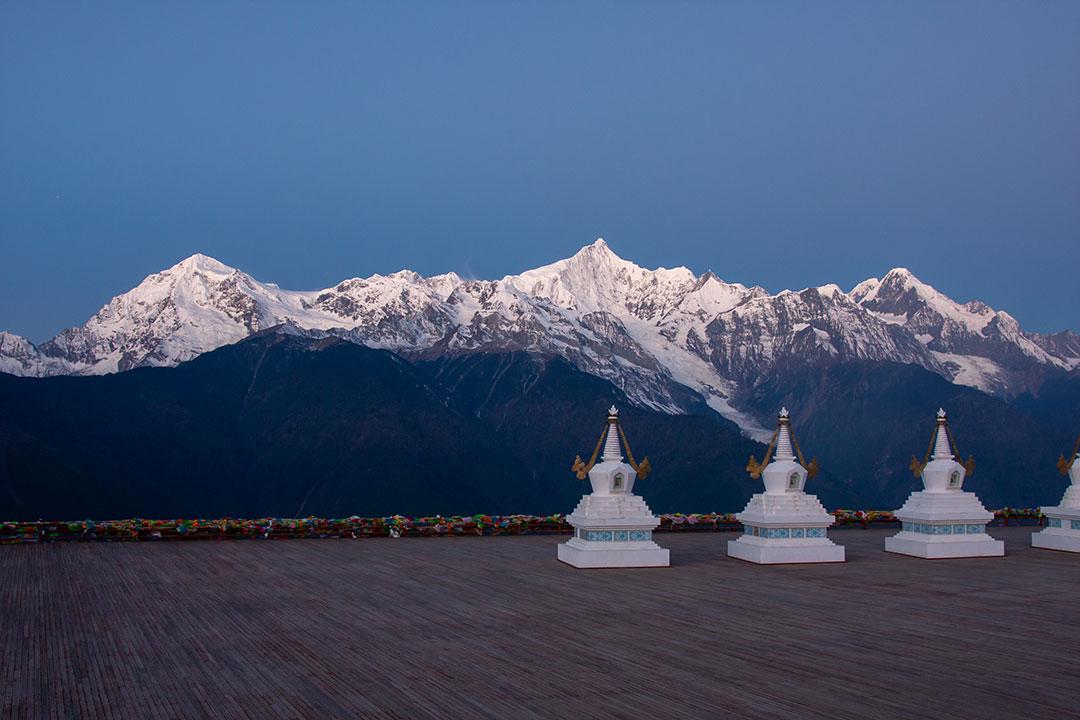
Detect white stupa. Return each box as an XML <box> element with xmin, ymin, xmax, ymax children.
<box><xmin>885</xmin><ymin>409</ymin><xmax>1004</xmax><ymax>558</ymax></box>
<box><xmin>1031</xmin><ymin>437</ymin><xmax>1080</xmax><ymax>553</ymax></box>
<box><xmin>728</xmin><ymin>408</ymin><xmax>844</xmax><ymax>564</ymax></box>
<box><xmin>558</xmin><ymin>406</ymin><xmax>669</xmax><ymax>568</ymax></box>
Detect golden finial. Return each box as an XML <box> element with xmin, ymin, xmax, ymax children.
<box><xmin>962</xmin><ymin>455</ymin><xmax>975</xmax><ymax>476</ymax></box>
<box><xmin>747</xmin><ymin>455</ymin><xmax>764</xmax><ymax>479</ymax></box>
<box><xmin>613</xmin><ymin>415</ymin><xmax>653</xmax><ymax>480</ymax></box>
<box><xmin>909</xmin><ymin>455</ymin><xmax>925</xmax><ymax>478</ymax></box>
<box><xmin>571</xmin><ymin>455</ymin><xmax>589</xmax><ymax>480</ymax></box>
<box><xmin>1059</xmin><ymin>435</ymin><xmax>1080</xmax><ymax>475</ymax></box>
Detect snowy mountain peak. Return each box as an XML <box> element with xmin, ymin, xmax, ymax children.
<box><xmin>551</xmin><ymin>238</ymin><xmax>693</xmax><ymax>284</ymax></box>
<box><xmin>848</xmin><ymin>277</ymin><xmax>880</xmax><ymax>303</ymax></box>
<box><xmin>844</xmin><ymin>265</ymin><xmax>1076</xmax><ymax>392</ymax></box>
<box><xmin>504</xmin><ymin>240</ymin><xmax>696</xmax><ymax>319</ymax></box>
<box><xmin>0</xmin><ymin>332</ymin><xmax>34</xmax><ymax>361</ymax></box>
<box><xmin>168</xmin><ymin>253</ymin><xmax>239</xmax><ymax>278</ymax></box>
<box><xmin>0</xmin><ymin>332</ymin><xmax>37</xmax><ymax>376</ymax></box>
<box><xmin>884</xmin><ymin>266</ymin><xmax>915</xmax><ymax>280</ymax></box>
<box><xmin>676</xmin><ymin>271</ymin><xmax>753</xmax><ymax>317</ymax></box>
<box><xmin>875</xmin><ymin>267</ymin><xmax>931</xmax><ymax>295</ymax></box>
<box><xmin>856</xmin><ymin>266</ymin><xmax>996</xmax><ymax>332</ymax></box>
<box><xmin>565</xmin><ymin>237</ymin><xmax>637</xmax><ymax>273</ymax></box>
<box><xmin>0</xmin><ymin>331</ymin><xmax>30</xmax><ymax>348</ymax></box>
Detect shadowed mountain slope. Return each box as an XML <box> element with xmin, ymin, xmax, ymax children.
<box><xmin>0</xmin><ymin>333</ymin><xmax>771</xmax><ymax>519</ymax></box>
<box><xmin>744</xmin><ymin>360</ymin><xmax>1072</xmax><ymax>509</ymax></box>
<box><xmin>0</xmin><ymin>334</ymin><xmax>511</xmax><ymax>518</ymax></box>
<box><xmin>2</xmin><ymin>331</ymin><xmax>1072</xmax><ymax>520</ymax></box>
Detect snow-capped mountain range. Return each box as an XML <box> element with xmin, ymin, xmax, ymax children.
<box><xmin>3</xmin><ymin>239</ymin><xmax>1077</xmax><ymax>439</ymax></box>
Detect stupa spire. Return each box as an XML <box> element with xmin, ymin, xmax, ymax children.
<box><xmin>602</xmin><ymin>406</ymin><xmax>623</xmax><ymax>461</ymax></box>
<box><xmin>571</xmin><ymin>405</ymin><xmax>651</xmax><ymax>481</ymax></box>
<box><xmin>775</xmin><ymin>407</ymin><xmax>795</xmax><ymax>461</ymax></box>
<box><xmin>746</xmin><ymin>407</ymin><xmax>819</xmax><ymax>481</ymax></box>
<box><xmin>931</xmin><ymin>408</ymin><xmax>953</xmax><ymax>461</ymax></box>
<box><xmin>1055</xmin><ymin>433</ymin><xmax>1080</xmax><ymax>476</ymax></box>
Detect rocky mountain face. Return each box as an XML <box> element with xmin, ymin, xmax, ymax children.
<box><xmin>3</xmin><ymin>241</ymin><xmax>1077</xmax><ymax>439</ymax></box>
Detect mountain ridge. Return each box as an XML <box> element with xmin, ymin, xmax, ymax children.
<box><xmin>3</xmin><ymin>239</ymin><xmax>1077</xmax><ymax>438</ymax></box>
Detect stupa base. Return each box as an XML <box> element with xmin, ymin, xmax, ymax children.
<box><xmin>727</xmin><ymin>537</ymin><xmax>845</xmax><ymax>564</ymax></box>
<box><xmin>1032</xmin><ymin>505</ymin><xmax>1080</xmax><ymax>553</ymax></box>
<box><xmin>557</xmin><ymin>539</ymin><xmax>669</xmax><ymax>568</ymax></box>
<box><xmin>1031</xmin><ymin>530</ymin><xmax>1080</xmax><ymax>553</ymax></box>
<box><xmin>885</xmin><ymin>533</ymin><xmax>1004</xmax><ymax>559</ymax></box>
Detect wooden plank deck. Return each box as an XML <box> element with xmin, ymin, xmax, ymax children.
<box><xmin>1</xmin><ymin>526</ymin><xmax>1077</xmax><ymax>719</ymax></box>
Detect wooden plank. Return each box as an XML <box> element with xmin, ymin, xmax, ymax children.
<box><xmin>0</xmin><ymin>527</ymin><xmax>1077</xmax><ymax>719</ymax></box>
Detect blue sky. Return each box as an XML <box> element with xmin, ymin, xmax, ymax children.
<box><xmin>2</xmin><ymin>1</ymin><xmax>1078</xmax><ymax>341</ymax></box>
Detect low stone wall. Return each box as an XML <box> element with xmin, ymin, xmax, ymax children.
<box><xmin>0</xmin><ymin>508</ymin><xmax>1044</xmax><ymax>544</ymax></box>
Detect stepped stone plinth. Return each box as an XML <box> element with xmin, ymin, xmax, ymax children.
<box><xmin>885</xmin><ymin>409</ymin><xmax>1003</xmax><ymax>559</ymax></box>
<box><xmin>728</xmin><ymin>408</ymin><xmax>844</xmax><ymax>564</ymax></box>
<box><xmin>558</xmin><ymin>406</ymin><xmax>669</xmax><ymax>568</ymax></box>
<box><xmin>1032</xmin><ymin>443</ymin><xmax>1080</xmax><ymax>554</ymax></box>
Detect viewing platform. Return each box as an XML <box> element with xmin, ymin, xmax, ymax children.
<box><xmin>1</xmin><ymin>526</ymin><xmax>1076</xmax><ymax>719</ymax></box>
